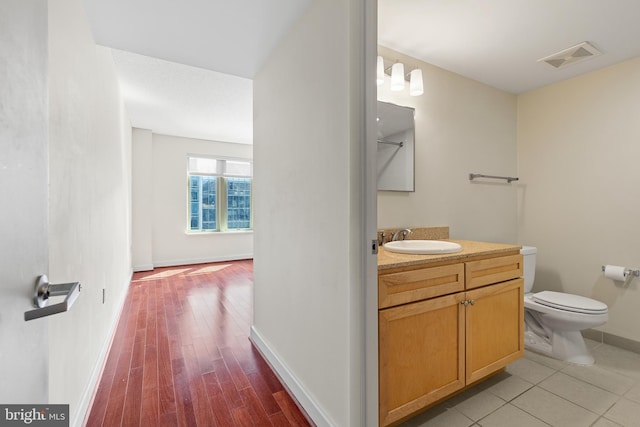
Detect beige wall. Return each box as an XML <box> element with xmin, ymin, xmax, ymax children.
<box><xmin>131</xmin><ymin>131</ymin><xmax>253</xmax><ymax>270</ymax></box>
<box><xmin>252</xmin><ymin>0</ymin><xmax>368</xmax><ymax>425</ymax></box>
<box><xmin>379</xmin><ymin>47</ymin><xmax>640</xmax><ymax>343</ymax></box>
<box><xmin>377</xmin><ymin>46</ymin><xmax>518</xmax><ymax>244</ymax></box>
<box><xmin>518</xmin><ymin>57</ymin><xmax>640</xmax><ymax>342</ymax></box>
<box><xmin>47</xmin><ymin>0</ymin><xmax>133</xmax><ymax>424</ymax></box>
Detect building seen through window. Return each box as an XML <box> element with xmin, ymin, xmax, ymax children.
<box><xmin>188</xmin><ymin>157</ymin><xmax>252</xmax><ymax>232</ymax></box>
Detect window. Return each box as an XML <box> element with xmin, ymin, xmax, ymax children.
<box><xmin>187</xmin><ymin>156</ymin><xmax>252</xmax><ymax>232</ymax></box>
<box><xmin>189</xmin><ymin>175</ymin><xmax>217</xmax><ymax>230</ymax></box>
<box><xmin>226</xmin><ymin>177</ymin><xmax>251</xmax><ymax>229</ymax></box>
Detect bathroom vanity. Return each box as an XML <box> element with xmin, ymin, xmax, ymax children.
<box><xmin>378</xmin><ymin>239</ymin><xmax>524</xmax><ymax>426</ymax></box>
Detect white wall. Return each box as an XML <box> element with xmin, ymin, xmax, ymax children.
<box><xmin>46</xmin><ymin>0</ymin><xmax>133</xmax><ymax>424</ymax></box>
<box><xmin>132</xmin><ymin>128</ymin><xmax>153</xmax><ymax>270</ymax></box>
<box><xmin>252</xmin><ymin>0</ymin><xmax>368</xmax><ymax>425</ymax></box>
<box><xmin>377</xmin><ymin>46</ymin><xmax>518</xmax><ymax>244</ymax></box>
<box><xmin>0</xmin><ymin>0</ymin><xmax>50</xmax><ymax>404</ymax></box>
<box><xmin>131</xmin><ymin>131</ymin><xmax>253</xmax><ymax>269</ymax></box>
<box><xmin>518</xmin><ymin>57</ymin><xmax>640</xmax><ymax>342</ymax></box>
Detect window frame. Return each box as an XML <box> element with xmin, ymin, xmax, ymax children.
<box><xmin>187</xmin><ymin>155</ymin><xmax>253</xmax><ymax>233</ymax></box>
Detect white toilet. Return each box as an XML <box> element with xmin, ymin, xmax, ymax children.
<box><xmin>521</xmin><ymin>246</ymin><xmax>608</xmax><ymax>365</ymax></box>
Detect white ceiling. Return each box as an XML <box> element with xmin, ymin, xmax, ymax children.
<box><xmin>378</xmin><ymin>0</ymin><xmax>640</xmax><ymax>94</ymax></box>
<box><xmin>83</xmin><ymin>0</ymin><xmax>311</xmax><ymax>143</ymax></box>
<box><xmin>84</xmin><ymin>0</ymin><xmax>311</xmax><ymax>79</ymax></box>
<box><xmin>109</xmin><ymin>49</ymin><xmax>253</xmax><ymax>144</ymax></box>
<box><xmin>83</xmin><ymin>0</ymin><xmax>640</xmax><ymax>142</ymax></box>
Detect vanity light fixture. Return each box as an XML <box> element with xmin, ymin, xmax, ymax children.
<box><xmin>377</xmin><ymin>56</ymin><xmax>385</xmax><ymax>86</ymax></box>
<box><xmin>409</xmin><ymin>69</ymin><xmax>423</xmax><ymax>96</ymax></box>
<box><xmin>377</xmin><ymin>56</ymin><xmax>424</xmax><ymax>96</ymax></box>
<box><xmin>390</xmin><ymin>62</ymin><xmax>405</xmax><ymax>91</ymax></box>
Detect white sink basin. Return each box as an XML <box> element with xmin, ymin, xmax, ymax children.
<box><xmin>383</xmin><ymin>240</ymin><xmax>462</xmax><ymax>255</ymax></box>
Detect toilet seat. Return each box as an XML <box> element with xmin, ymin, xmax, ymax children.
<box><xmin>532</xmin><ymin>291</ymin><xmax>608</xmax><ymax>315</ymax></box>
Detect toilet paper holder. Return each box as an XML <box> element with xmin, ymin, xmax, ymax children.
<box><xmin>601</xmin><ymin>265</ymin><xmax>640</xmax><ymax>278</ymax></box>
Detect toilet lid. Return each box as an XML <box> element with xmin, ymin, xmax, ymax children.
<box><xmin>532</xmin><ymin>291</ymin><xmax>608</xmax><ymax>314</ymax></box>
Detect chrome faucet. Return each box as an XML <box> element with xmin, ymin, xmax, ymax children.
<box><xmin>378</xmin><ymin>231</ymin><xmax>387</xmax><ymax>246</ymax></box>
<box><xmin>392</xmin><ymin>228</ymin><xmax>412</xmax><ymax>241</ymax></box>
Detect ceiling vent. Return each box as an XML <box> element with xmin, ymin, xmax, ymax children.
<box><xmin>538</xmin><ymin>41</ymin><xmax>602</xmax><ymax>69</ymax></box>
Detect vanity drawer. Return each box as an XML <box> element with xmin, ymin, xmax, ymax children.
<box><xmin>465</xmin><ymin>254</ymin><xmax>523</xmax><ymax>290</ymax></box>
<box><xmin>379</xmin><ymin>263</ymin><xmax>465</xmax><ymax>309</ymax></box>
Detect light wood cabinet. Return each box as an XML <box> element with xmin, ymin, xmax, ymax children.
<box><xmin>378</xmin><ymin>254</ymin><xmax>524</xmax><ymax>426</ymax></box>
<box><xmin>465</xmin><ymin>254</ymin><xmax>523</xmax><ymax>290</ymax></box>
<box><xmin>378</xmin><ymin>263</ymin><xmax>464</xmax><ymax>309</ymax></box>
<box><xmin>465</xmin><ymin>278</ymin><xmax>524</xmax><ymax>383</ymax></box>
<box><xmin>379</xmin><ymin>293</ymin><xmax>465</xmax><ymax>427</ymax></box>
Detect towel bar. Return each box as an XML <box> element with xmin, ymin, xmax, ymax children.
<box><xmin>469</xmin><ymin>173</ymin><xmax>519</xmax><ymax>183</ymax></box>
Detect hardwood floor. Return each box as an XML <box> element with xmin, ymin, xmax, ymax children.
<box><xmin>86</xmin><ymin>260</ymin><xmax>311</xmax><ymax>427</ymax></box>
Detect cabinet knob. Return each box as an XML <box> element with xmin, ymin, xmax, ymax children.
<box><xmin>469</xmin><ymin>299</ymin><xmax>475</xmax><ymax>306</ymax></box>
<box><xmin>460</xmin><ymin>300</ymin><xmax>469</xmax><ymax>306</ymax></box>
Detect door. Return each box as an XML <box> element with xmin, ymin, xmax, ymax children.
<box><xmin>364</xmin><ymin>0</ymin><xmax>379</xmax><ymax>424</ymax></box>
<box><xmin>378</xmin><ymin>293</ymin><xmax>465</xmax><ymax>426</ymax></box>
<box><xmin>465</xmin><ymin>278</ymin><xmax>524</xmax><ymax>383</ymax></box>
<box><xmin>0</xmin><ymin>0</ymin><xmax>50</xmax><ymax>403</ymax></box>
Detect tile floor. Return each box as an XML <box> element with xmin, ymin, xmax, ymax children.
<box><xmin>401</xmin><ymin>340</ymin><xmax>640</xmax><ymax>427</ymax></box>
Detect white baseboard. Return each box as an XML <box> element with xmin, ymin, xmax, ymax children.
<box><xmin>152</xmin><ymin>253</ymin><xmax>253</xmax><ymax>268</ymax></box>
<box><xmin>249</xmin><ymin>326</ymin><xmax>333</xmax><ymax>427</ymax></box>
<box><xmin>76</xmin><ymin>271</ymin><xmax>132</xmax><ymax>427</ymax></box>
<box><xmin>132</xmin><ymin>263</ymin><xmax>154</xmax><ymax>272</ymax></box>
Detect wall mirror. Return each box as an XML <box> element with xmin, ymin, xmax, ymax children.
<box><xmin>377</xmin><ymin>101</ymin><xmax>415</xmax><ymax>191</ymax></box>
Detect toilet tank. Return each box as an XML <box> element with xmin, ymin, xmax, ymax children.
<box><xmin>520</xmin><ymin>246</ymin><xmax>537</xmax><ymax>293</ymax></box>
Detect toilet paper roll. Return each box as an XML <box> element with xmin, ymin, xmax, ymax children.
<box><xmin>604</xmin><ymin>265</ymin><xmax>627</xmax><ymax>281</ymax></box>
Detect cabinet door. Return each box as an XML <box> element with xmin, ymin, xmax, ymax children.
<box><xmin>465</xmin><ymin>278</ymin><xmax>524</xmax><ymax>383</ymax></box>
<box><xmin>379</xmin><ymin>293</ymin><xmax>465</xmax><ymax>426</ymax></box>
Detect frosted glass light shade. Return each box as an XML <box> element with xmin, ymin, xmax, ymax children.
<box><xmin>409</xmin><ymin>69</ymin><xmax>424</xmax><ymax>96</ymax></box>
<box><xmin>376</xmin><ymin>56</ymin><xmax>385</xmax><ymax>86</ymax></box>
<box><xmin>390</xmin><ymin>62</ymin><xmax>405</xmax><ymax>91</ymax></box>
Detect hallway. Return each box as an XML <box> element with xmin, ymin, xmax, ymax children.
<box><xmin>86</xmin><ymin>260</ymin><xmax>310</xmax><ymax>426</ymax></box>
